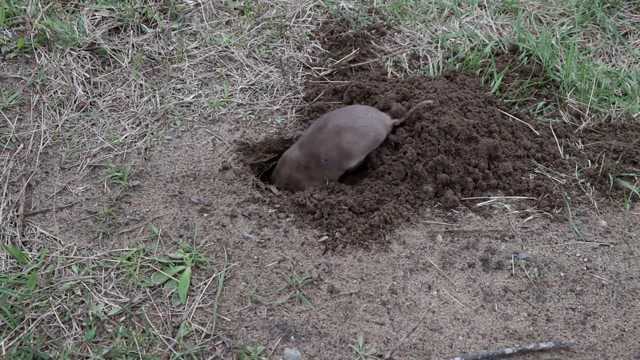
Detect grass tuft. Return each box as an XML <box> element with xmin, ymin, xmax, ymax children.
<box><xmin>238</xmin><ymin>344</ymin><xmax>267</xmax><ymax>360</ymax></box>
<box><xmin>350</xmin><ymin>334</ymin><xmax>378</xmax><ymax>360</ymax></box>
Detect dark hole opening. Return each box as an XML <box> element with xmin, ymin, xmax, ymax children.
<box><xmin>338</xmin><ymin>157</ymin><xmax>371</xmax><ymax>185</ymax></box>
<box><xmin>249</xmin><ymin>150</ymin><xmax>373</xmax><ymax>188</ymax></box>
<box><xmin>253</xmin><ymin>153</ymin><xmax>372</xmax><ymax>187</ymax></box>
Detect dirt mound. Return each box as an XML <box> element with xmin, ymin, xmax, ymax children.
<box><xmin>302</xmin><ymin>70</ymin><xmax>563</xmax><ymax>208</ymax></box>
<box><xmin>236</xmin><ymin>18</ymin><xmax>639</xmax><ymax>251</ymax></box>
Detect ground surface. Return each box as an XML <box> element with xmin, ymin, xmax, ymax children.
<box><xmin>1</xmin><ymin>1</ymin><xmax>639</xmax><ymax>360</ymax></box>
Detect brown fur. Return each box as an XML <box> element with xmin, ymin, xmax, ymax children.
<box><xmin>271</xmin><ymin>100</ymin><xmax>433</xmax><ymax>191</ymax></box>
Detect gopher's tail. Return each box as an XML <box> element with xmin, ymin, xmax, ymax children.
<box><xmin>392</xmin><ymin>99</ymin><xmax>434</xmax><ymax>127</ymax></box>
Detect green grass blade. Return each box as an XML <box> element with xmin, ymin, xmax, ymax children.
<box><xmin>147</xmin><ymin>265</ymin><xmax>186</xmax><ymax>287</ymax></box>
<box><xmin>616</xmin><ymin>178</ymin><xmax>640</xmax><ymax>198</ymax></box>
<box><xmin>178</xmin><ymin>266</ymin><xmax>192</xmax><ymax>304</ymax></box>
<box><xmin>26</xmin><ymin>271</ymin><xmax>38</xmax><ymax>290</ymax></box>
<box><xmin>0</xmin><ymin>303</ymin><xmax>18</xmax><ymax>329</ymax></box>
<box><xmin>2</xmin><ymin>245</ymin><xmax>29</xmax><ymax>265</ymax></box>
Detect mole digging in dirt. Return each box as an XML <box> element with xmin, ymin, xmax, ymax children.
<box><xmin>270</xmin><ymin>100</ymin><xmax>434</xmax><ymax>191</ymax></box>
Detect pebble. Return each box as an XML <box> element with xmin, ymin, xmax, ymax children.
<box><xmin>283</xmin><ymin>347</ymin><xmax>301</xmax><ymax>360</ymax></box>
<box><xmin>512</xmin><ymin>252</ymin><xmax>529</xmax><ymax>261</ymax></box>
<box><xmin>241</xmin><ymin>233</ymin><xmax>257</xmax><ymax>241</ymax></box>
<box><xmin>190</xmin><ymin>196</ymin><xmax>211</xmax><ymax>206</ymax></box>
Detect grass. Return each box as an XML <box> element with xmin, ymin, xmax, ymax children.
<box><xmin>248</xmin><ymin>269</ymin><xmax>314</xmax><ymax>307</ymax></box>
<box><xmin>0</xmin><ymin>0</ymin><xmax>638</xmax><ymax>358</ymax></box>
<box><xmin>0</xmin><ymin>242</ymin><xmax>218</xmax><ymax>358</ymax></box>
<box><xmin>145</xmin><ymin>244</ymin><xmax>208</xmax><ymax>305</ymax></box>
<box><xmin>281</xmin><ymin>271</ymin><xmax>314</xmax><ymax>306</ymax></box>
<box><xmin>0</xmin><ymin>88</ymin><xmax>23</xmax><ymax>111</ymax></box>
<box><xmin>613</xmin><ymin>174</ymin><xmax>640</xmax><ymax>210</ymax></box>
<box><xmin>105</xmin><ymin>163</ymin><xmax>132</xmax><ymax>188</ymax></box>
<box><xmin>238</xmin><ymin>344</ymin><xmax>267</xmax><ymax>360</ymax></box>
<box><xmin>0</xmin><ymin>0</ymin><xmax>86</xmax><ymax>53</ymax></box>
<box><xmin>327</xmin><ymin>0</ymin><xmax>640</xmax><ymax>120</ymax></box>
<box><xmin>350</xmin><ymin>334</ymin><xmax>378</xmax><ymax>360</ymax></box>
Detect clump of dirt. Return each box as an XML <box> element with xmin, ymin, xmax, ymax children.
<box><xmin>236</xmin><ymin>17</ymin><xmax>639</xmax><ymax>250</ymax></box>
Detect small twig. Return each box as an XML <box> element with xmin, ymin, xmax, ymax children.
<box><xmin>461</xmin><ymin>196</ymin><xmax>536</xmax><ymax>201</ymax></box>
<box><xmin>442</xmin><ymin>288</ymin><xmax>468</xmax><ymax>308</ymax></box>
<box><xmin>115</xmin><ymin>212</ymin><xmax>169</xmax><ymax>235</ymax></box>
<box><xmin>142</xmin><ymin>304</ymin><xmax>179</xmax><ymax>357</ymax></box>
<box><xmin>496</xmin><ymin>108</ymin><xmax>540</xmax><ymax>136</ymax></box>
<box><xmin>425</xmin><ymin>256</ymin><xmax>457</xmax><ymax>288</ymax></box>
<box><xmin>449</xmin><ymin>340</ymin><xmax>576</xmax><ymax>360</ymax></box>
<box><xmin>384</xmin><ymin>315</ymin><xmax>425</xmax><ymax>359</ymax></box>
<box><xmin>549</xmin><ymin>122</ymin><xmax>564</xmax><ymax>158</ymax></box>
<box><xmin>1</xmin><ymin>306</ymin><xmax>60</xmax><ymax>352</ymax></box>
<box><xmin>189</xmin><ymin>271</ymin><xmax>221</xmax><ymax>322</ymax></box>
<box><xmin>423</xmin><ymin>220</ymin><xmax>457</xmax><ymax>226</ymax></box>
<box><xmin>207</xmin><ymin>247</ymin><xmax>230</xmax><ymax>340</ymax></box>
<box><xmin>267</xmin><ymin>336</ymin><xmax>283</xmax><ymax>359</ymax></box>
<box><xmin>556</xmin><ymin>240</ymin><xmax>617</xmax><ymax>247</ymax></box>
<box><xmin>347</xmin><ymin>46</ymin><xmax>415</xmax><ymax>69</ymax></box>
<box><xmin>319</xmin><ymin>48</ymin><xmax>360</xmax><ymax>76</ymax></box>
<box><xmin>22</xmin><ymin>202</ymin><xmax>78</xmax><ymax>217</ymax></box>
<box><xmin>25</xmin><ymin>221</ymin><xmax>64</xmax><ymax>245</ymax></box>
<box><xmin>0</xmin><ymin>72</ymin><xmax>30</xmax><ymax>81</ymax></box>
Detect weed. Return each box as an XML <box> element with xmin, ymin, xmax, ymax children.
<box><xmin>281</xmin><ymin>271</ymin><xmax>313</xmax><ymax>306</ymax></box>
<box><xmin>238</xmin><ymin>344</ymin><xmax>266</xmax><ymax>360</ymax></box>
<box><xmin>92</xmin><ymin>0</ymin><xmax>187</xmax><ymax>34</ymax></box>
<box><xmin>5</xmin><ymin>342</ymin><xmax>52</xmax><ymax>360</ymax></box>
<box><xmin>382</xmin><ymin>0</ymin><xmax>416</xmax><ymax>21</ymax></box>
<box><xmin>0</xmin><ymin>245</ymin><xmax>45</xmax><ymax>349</ymax></box>
<box><xmin>117</xmin><ymin>247</ymin><xmax>146</xmax><ymax>283</ymax></box>
<box><xmin>499</xmin><ymin>0</ymin><xmax>521</xmax><ymax>15</ymax></box>
<box><xmin>92</xmin><ymin>205</ymin><xmax>118</xmax><ymax>241</ymax></box>
<box><xmin>36</xmin><ymin>12</ymin><xmax>87</xmax><ymax>48</ymax></box>
<box><xmin>208</xmin><ymin>81</ymin><xmax>232</xmax><ymax>111</ymax></box>
<box><xmin>350</xmin><ymin>334</ymin><xmax>378</xmax><ymax>360</ymax></box>
<box><xmin>563</xmin><ymin>194</ymin><xmax>584</xmax><ymax>240</ymax></box>
<box><xmin>511</xmin><ymin>253</ymin><xmax>542</xmax><ymax>283</ymax></box>
<box><xmin>0</xmin><ymin>88</ymin><xmax>23</xmax><ymax>111</ymax></box>
<box><xmin>146</xmin><ymin>245</ymin><xmax>207</xmax><ymax>305</ymax></box>
<box><xmin>148</xmin><ymin>224</ymin><xmax>162</xmax><ymax>241</ymax></box>
<box><xmin>323</xmin><ymin>0</ymin><xmax>377</xmax><ymax>30</ymax></box>
<box><xmin>613</xmin><ymin>174</ymin><xmax>640</xmax><ymax>210</ymax></box>
<box><xmin>247</xmin><ymin>270</ymin><xmax>314</xmax><ymax>306</ymax></box>
<box><xmin>0</xmin><ymin>0</ymin><xmax>24</xmax><ymax>29</ymax></box>
<box><xmin>571</xmin><ymin>0</ymin><xmax>624</xmax><ymax>35</ymax></box>
<box><xmin>1</xmin><ymin>1</ymin><xmax>89</xmax><ymax>53</ymax></box>
<box><xmin>106</xmin><ymin>163</ymin><xmax>132</xmax><ymax>188</ymax></box>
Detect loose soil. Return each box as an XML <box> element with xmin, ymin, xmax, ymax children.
<box><xmin>237</xmin><ymin>19</ymin><xmax>640</xmax><ymax>250</ymax></box>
